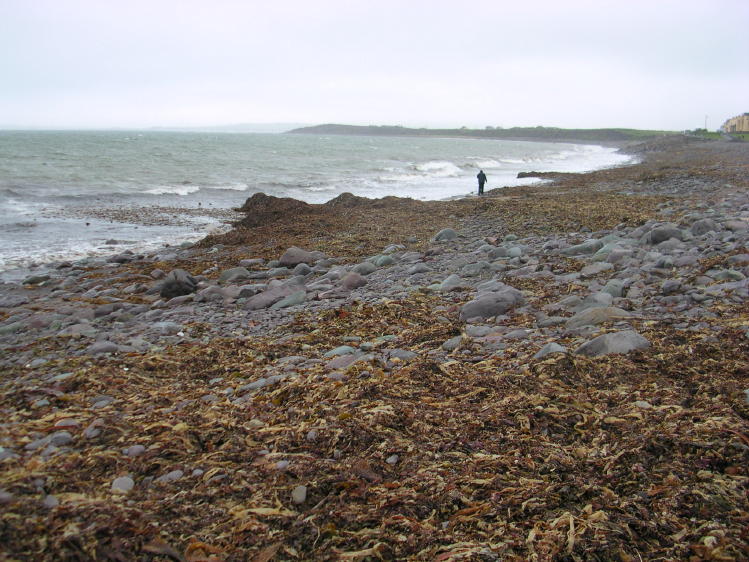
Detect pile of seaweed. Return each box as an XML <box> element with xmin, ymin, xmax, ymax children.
<box><xmin>1</xmin><ymin>294</ymin><xmax>748</xmax><ymax>560</ymax></box>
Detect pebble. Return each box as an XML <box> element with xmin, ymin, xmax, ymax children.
<box><xmin>386</xmin><ymin>454</ymin><xmax>399</xmax><ymax>465</ymax></box>
<box><xmin>124</xmin><ymin>445</ymin><xmax>146</xmax><ymax>457</ymax></box>
<box><xmin>42</xmin><ymin>495</ymin><xmax>59</xmax><ymax>509</ymax></box>
<box><xmin>291</xmin><ymin>485</ymin><xmax>307</xmax><ymax>504</ymax></box>
<box><xmin>112</xmin><ymin>476</ymin><xmax>135</xmax><ymax>493</ymax></box>
<box><xmin>156</xmin><ymin>470</ymin><xmax>184</xmax><ymax>484</ymax></box>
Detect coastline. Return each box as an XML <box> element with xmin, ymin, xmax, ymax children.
<box><xmin>1</xmin><ymin>135</ymin><xmax>748</xmax><ymax>559</ymax></box>
<box><xmin>0</xmin><ymin>132</ymin><xmax>631</xmax><ymax>278</ymax></box>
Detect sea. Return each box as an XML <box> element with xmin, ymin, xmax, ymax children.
<box><xmin>0</xmin><ymin>131</ymin><xmax>632</xmax><ymax>279</ymax></box>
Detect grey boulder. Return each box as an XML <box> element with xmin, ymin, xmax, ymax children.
<box><xmin>574</xmin><ymin>330</ymin><xmax>650</xmax><ymax>357</ymax></box>
<box><xmin>459</xmin><ymin>287</ymin><xmax>524</xmax><ymax>321</ymax></box>
<box><xmin>159</xmin><ymin>269</ymin><xmax>197</xmax><ymax>299</ymax></box>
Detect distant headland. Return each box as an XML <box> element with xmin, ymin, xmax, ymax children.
<box><xmin>287</xmin><ymin>123</ymin><xmax>676</xmax><ymax>144</ymax></box>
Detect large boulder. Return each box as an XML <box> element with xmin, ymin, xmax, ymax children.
<box><xmin>459</xmin><ymin>287</ymin><xmax>524</xmax><ymax>321</ymax></box>
<box><xmin>160</xmin><ymin>269</ymin><xmax>197</xmax><ymax>300</ymax></box>
<box><xmin>574</xmin><ymin>330</ymin><xmax>650</xmax><ymax>357</ymax></box>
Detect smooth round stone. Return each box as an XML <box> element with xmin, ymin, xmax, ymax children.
<box><xmin>111</xmin><ymin>476</ymin><xmax>135</xmax><ymax>493</ymax></box>
<box><xmin>156</xmin><ymin>470</ymin><xmax>184</xmax><ymax>483</ymax></box>
<box><xmin>42</xmin><ymin>495</ymin><xmax>59</xmax><ymax>508</ymax></box>
<box><xmin>49</xmin><ymin>431</ymin><xmax>73</xmax><ymax>447</ymax></box>
<box><xmin>124</xmin><ymin>445</ymin><xmax>146</xmax><ymax>457</ymax></box>
<box><xmin>386</xmin><ymin>454</ymin><xmax>399</xmax><ymax>465</ymax></box>
<box><xmin>324</xmin><ymin>345</ymin><xmax>356</xmax><ymax>358</ymax></box>
<box><xmin>291</xmin><ymin>485</ymin><xmax>307</xmax><ymax>504</ymax></box>
<box><xmin>275</xmin><ymin>460</ymin><xmax>290</xmax><ymax>470</ymax></box>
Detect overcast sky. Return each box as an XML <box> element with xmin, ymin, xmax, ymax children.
<box><xmin>1</xmin><ymin>0</ymin><xmax>747</xmax><ymax>131</ymax></box>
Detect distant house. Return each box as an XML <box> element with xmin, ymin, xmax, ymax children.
<box><xmin>722</xmin><ymin>113</ymin><xmax>749</xmax><ymax>133</ymax></box>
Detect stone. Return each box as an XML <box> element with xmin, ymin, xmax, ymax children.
<box><xmin>279</xmin><ymin>247</ymin><xmax>323</xmax><ymax>267</ymax></box>
<box><xmin>560</xmin><ymin>239</ymin><xmax>604</xmax><ymax>256</ymax></box>
<box><xmin>602</xmin><ymin>280</ymin><xmax>625</xmax><ymax>298</ymax></box>
<box><xmin>245</xmin><ymin>284</ymin><xmax>300</xmax><ymax>310</ymax></box>
<box><xmin>566</xmin><ymin>307</ymin><xmax>631</xmax><ymax>329</ymax></box>
<box><xmin>387</xmin><ymin>349</ymin><xmax>417</xmax><ymax>361</ymax></box>
<box><xmin>386</xmin><ymin>454</ymin><xmax>399</xmax><ymax>464</ymax></box>
<box><xmin>270</xmin><ymin>290</ymin><xmax>307</xmax><ymax>309</ymax></box>
<box><xmin>645</xmin><ymin>224</ymin><xmax>684</xmax><ymax>245</ymax></box>
<box><xmin>442</xmin><ymin>336</ymin><xmax>462</xmax><ymax>351</ymax></box>
<box><xmin>440</xmin><ymin>274</ymin><xmax>466</xmax><ymax>292</ymax></box>
<box><xmin>160</xmin><ymin>269</ymin><xmax>197</xmax><ymax>299</ymax></box>
<box><xmin>124</xmin><ymin>445</ymin><xmax>146</xmax><ymax>457</ymax></box>
<box><xmin>86</xmin><ymin>341</ymin><xmax>119</xmax><ymax>355</ymax></box>
<box><xmin>352</xmin><ymin>262</ymin><xmax>377</xmax><ymax>276</ymax></box>
<box><xmin>691</xmin><ymin>218</ymin><xmax>719</xmax><ymax>236</ymax></box>
<box><xmin>341</xmin><ymin>272</ymin><xmax>367</xmax><ymax>290</ymax></box>
<box><xmin>42</xmin><ymin>495</ymin><xmax>59</xmax><ymax>509</ymax></box>
<box><xmin>373</xmin><ymin>255</ymin><xmax>396</xmax><ymax>267</ymax></box>
<box><xmin>219</xmin><ymin>267</ymin><xmax>252</xmax><ymax>284</ymax></box>
<box><xmin>434</xmin><ymin>228</ymin><xmax>458</xmax><ymax>241</ymax></box>
<box><xmin>324</xmin><ymin>345</ymin><xmax>357</xmax><ymax>358</ymax></box>
<box><xmin>573</xmin><ymin>292</ymin><xmax>614</xmax><ymax>312</ymax></box>
<box><xmin>49</xmin><ymin>431</ymin><xmax>73</xmax><ymax>447</ymax></box>
<box><xmin>293</xmin><ymin>263</ymin><xmax>312</xmax><ymax>276</ymax></box>
<box><xmin>575</xmin><ymin>330</ymin><xmax>650</xmax><ymax>357</ymax></box>
<box><xmin>156</xmin><ymin>470</ymin><xmax>184</xmax><ymax>484</ymax></box>
<box><xmin>111</xmin><ymin>476</ymin><xmax>135</xmax><ymax>493</ymax></box>
<box><xmin>459</xmin><ymin>288</ymin><xmax>524</xmax><ymax>321</ymax></box>
<box><xmin>23</xmin><ymin>274</ymin><xmax>51</xmax><ymax>285</ymax></box>
<box><xmin>462</xmin><ymin>261</ymin><xmax>490</xmax><ymax>277</ymax></box>
<box><xmin>580</xmin><ymin>263</ymin><xmax>614</xmax><ymax>278</ymax></box>
<box><xmin>152</xmin><ymin>321</ymin><xmax>182</xmax><ymax>335</ymax></box>
<box><xmin>507</xmin><ymin>247</ymin><xmax>523</xmax><ymax>258</ymax></box>
<box><xmin>533</xmin><ymin>342</ymin><xmax>567</xmax><ymax>359</ymax></box>
<box><xmin>408</xmin><ymin>263</ymin><xmax>431</xmax><ymax>275</ymax></box>
<box><xmin>661</xmin><ymin>280</ymin><xmax>682</xmax><ymax>295</ymax></box>
<box><xmin>709</xmin><ymin>269</ymin><xmax>745</xmax><ymax>282</ymax></box>
<box><xmin>291</xmin><ymin>485</ymin><xmax>307</xmax><ymax>504</ymax></box>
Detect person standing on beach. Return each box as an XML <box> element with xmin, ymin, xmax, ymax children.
<box><xmin>477</xmin><ymin>170</ymin><xmax>487</xmax><ymax>195</ymax></box>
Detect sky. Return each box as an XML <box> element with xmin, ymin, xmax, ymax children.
<box><xmin>1</xmin><ymin>0</ymin><xmax>747</xmax><ymax>131</ymax></box>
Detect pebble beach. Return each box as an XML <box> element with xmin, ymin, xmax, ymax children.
<box><xmin>1</xmin><ymin>135</ymin><xmax>748</xmax><ymax>560</ymax></box>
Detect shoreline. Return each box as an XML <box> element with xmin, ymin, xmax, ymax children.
<box><xmin>1</xmin><ymin>135</ymin><xmax>748</xmax><ymax>559</ymax></box>
<box><xmin>0</xmin><ymin>137</ymin><xmax>634</xmax><ymax>280</ymax></box>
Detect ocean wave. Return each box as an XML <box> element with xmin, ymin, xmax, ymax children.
<box><xmin>142</xmin><ymin>184</ymin><xmax>201</xmax><ymax>196</ymax></box>
<box><xmin>414</xmin><ymin>161</ymin><xmax>462</xmax><ymax>177</ymax></box>
<box><xmin>472</xmin><ymin>159</ymin><xmax>501</xmax><ymax>169</ymax></box>
<box><xmin>204</xmin><ymin>182</ymin><xmax>249</xmax><ymax>191</ymax></box>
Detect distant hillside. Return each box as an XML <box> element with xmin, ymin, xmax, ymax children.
<box><xmin>287</xmin><ymin>124</ymin><xmax>676</xmax><ymax>143</ymax></box>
